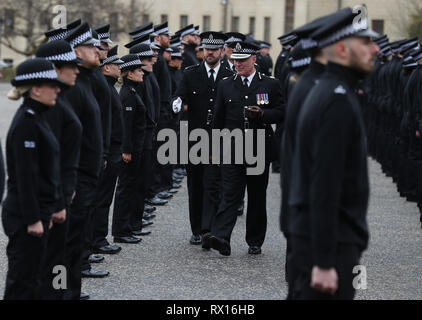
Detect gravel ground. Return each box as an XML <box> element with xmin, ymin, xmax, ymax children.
<box><xmin>0</xmin><ymin>82</ymin><xmax>421</xmax><ymax>300</ymax></box>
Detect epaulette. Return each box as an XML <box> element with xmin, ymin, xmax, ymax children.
<box><xmin>130</xmin><ymin>87</ymin><xmax>137</xmax><ymax>93</ymax></box>
<box><xmin>185</xmin><ymin>64</ymin><xmax>200</xmax><ymax>71</ymax></box>
<box><xmin>263</xmin><ymin>74</ymin><xmax>276</xmax><ymax>79</ymax></box>
<box><xmin>25</xmin><ymin>108</ymin><xmax>36</xmax><ymax>118</ymax></box>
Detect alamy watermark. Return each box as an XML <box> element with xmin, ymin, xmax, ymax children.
<box><xmin>352</xmin><ymin>265</ymin><xmax>367</xmax><ymax>290</ymax></box>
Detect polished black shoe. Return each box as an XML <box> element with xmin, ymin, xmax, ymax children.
<box><xmin>93</xmin><ymin>244</ymin><xmax>122</xmax><ymax>255</ymax></box>
<box><xmin>202</xmin><ymin>233</ymin><xmax>212</xmax><ymax>250</ymax></box>
<box><xmin>144</xmin><ymin>213</ymin><xmax>156</xmax><ymax>220</ymax></box>
<box><xmin>144</xmin><ymin>204</ymin><xmax>156</xmax><ymax>213</ymax></box>
<box><xmin>132</xmin><ymin>229</ymin><xmax>151</xmax><ymax>236</ymax></box>
<box><xmin>157</xmin><ymin>191</ymin><xmax>173</xmax><ymax>199</ymax></box>
<box><xmin>248</xmin><ymin>246</ymin><xmax>262</xmax><ymax>255</ymax></box>
<box><xmin>88</xmin><ymin>254</ymin><xmax>105</xmax><ymax>264</ymax></box>
<box><xmin>166</xmin><ymin>188</ymin><xmax>178</xmax><ymax>194</ymax></box>
<box><xmin>172</xmin><ymin>183</ymin><xmax>182</xmax><ymax>189</ymax></box>
<box><xmin>80</xmin><ymin>292</ymin><xmax>90</xmax><ymax>300</ymax></box>
<box><xmin>237</xmin><ymin>203</ymin><xmax>244</xmax><ymax>216</ymax></box>
<box><xmin>81</xmin><ymin>268</ymin><xmax>110</xmax><ymax>278</ymax></box>
<box><xmin>146</xmin><ymin>196</ymin><xmax>168</xmax><ymax>206</ymax></box>
<box><xmin>210</xmin><ymin>236</ymin><xmax>231</xmax><ymax>256</ymax></box>
<box><xmin>190</xmin><ymin>234</ymin><xmax>202</xmax><ymax>245</ymax></box>
<box><xmin>142</xmin><ymin>219</ymin><xmax>153</xmax><ymax>227</ymax></box>
<box><xmin>114</xmin><ymin>236</ymin><xmax>142</xmax><ymax>244</ymax></box>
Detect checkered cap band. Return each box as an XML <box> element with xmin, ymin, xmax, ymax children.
<box><xmin>48</xmin><ymin>30</ymin><xmax>68</xmax><ymax>42</ymax></box>
<box><xmin>291</xmin><ymin>57</ymin><xmax>311</xmax><ymax>68</ymax></box>
<box><xmin>181</xmin><ymin>27</ymin><xmax>195</xmax><ymax>37</ymax></box>
<box><xmin>136</xmin><ymin>49</ymin><xmax>154</xmax><ymax>57</ymax></box>
<box><xmin>132</xmin><ymin>27</ymin><xmax>154</xmax><ymax>39</ymax></box>
<box><xmin>15</xmin><ymin>69</ymin><xmax>58</xmax><ymax>82</ymax></box>
<box><xmin>233</xmin><ymin>48</ymin><xmax>257</xmax><ymax>54</ymax></box>
<box><xmin>171</xmin><ymin>52</ymin><xmax>182</xmax><ymax>57</ymax></box>
<box><xmin>318</xmin><ymin>23</ymin><xmax>366</xmax><ymax>48</ymax></box>
<box><xmin>155</xmin><ymin>27</ymin><xmax>169</xmax><ymax>35</ymax></box>
<box><xmin>101</xmin><ymin>55</ymin><xmax>121</xmax><ymax>66</ymax></box>
<box><xmin>70</xmin><ymin>30</ymin><xmax>93</xmax><ymax>47</ymax></box>
<box><xmin>202</xmin><ymin>38</ymin><xmax>225</xmax><ymax>46</ymax></box>
<box><xmin>98</xmin><ymin>32</ymin><xmax>110</xmax><ymax>40</ymax></box>
<box><xmin>44</xmin><ymin>50</ymin><xmax>78</xmax><ymax>62</ymax></box>
<box><xmin>120</xmin><ymin>59</ymin><xmax>143</xmax><ymax>69</ymax></box>
<box><xmin>226</xmin><ymin>36</ymin><xmax>243</xmax><ymax>43</ymax></box>
<box><xmin>301</xmin><ymin>38</ymin><xmax>318</xmax><ymax>50</ymax></box>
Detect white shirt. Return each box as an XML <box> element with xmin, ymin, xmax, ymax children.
<box><xmin>227</xmin><ymin>60</ymin><xmax>235</xmax><ymax>72</ymax></box>
<box><xmin>241</xmin><ymin>70</ymin><xmax>256</xmax><ymax>87</ymax></box>
<box><xmin>205</xmin><ymin>62</ymin><xmax>221</xmax><ymax>81</ymax></box>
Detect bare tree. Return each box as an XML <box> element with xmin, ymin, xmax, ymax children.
<box><xmin>0</xmin><ymin>0</ymin><xmax>152</xmax><ymax>57</ymax></box>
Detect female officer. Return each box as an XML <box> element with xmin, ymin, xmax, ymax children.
<box><xmin>112</xmin><ymin>54</ymin><xmax>147</xmax><ymax>244</ymax></box>
<box><xmin>3</xmin><ymin>58</ymin><xmax>65</xmax><ymax>300</ymax></box>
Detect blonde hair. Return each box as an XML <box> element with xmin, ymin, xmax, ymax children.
<box><xmin>7</xmin><ymin>86</ymin><xmax>32</xmax><ymax>100</ymax></box>
<box><xmin>118</xmin><ymin>71</ymin><xmax>129</xmax><ymax>85</ymax></box>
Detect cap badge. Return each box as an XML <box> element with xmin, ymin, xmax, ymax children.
<box><xmin>236</xmin><ymin>43</ymin><xmax>242</xmax><ymax>51</ymax></box>
<box><xmin>209</xmin><ymin>34</ymin><xmax>214</xmax><ymax>40</ymax></box>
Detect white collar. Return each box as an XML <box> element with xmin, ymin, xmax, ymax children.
<box><xmin>205</xmin><ymin>62</ymin><xmax>221</xmax><ymax>80</ymax></box>
<box><xmin>241</xmin><ymin>70</ymin><xmax>256</xmax><ymax>87</ymax></box>
<box><xmin>227</xmin><ymin>59</ymin><xmax>234</xmax><ymax>69</ymax></box>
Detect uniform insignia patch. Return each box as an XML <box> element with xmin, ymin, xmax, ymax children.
<box><xmin>25</xmin><ymin>108</ymin><xmax>36</xmax><ymax>117</ymax></box>
<box><xmin>126</xmin><ymin>107</ymin><xmax>133</xmax><ymax>111</ymax></box>
<box><xmin>334</xmin><ymin>85</ymin><xmax>346</xmax><ymax>94</ymax></box>
<box><xmin>24</xmin><ymin>141</ymin><xmax>36</xmax><ymax>149</ymax></box>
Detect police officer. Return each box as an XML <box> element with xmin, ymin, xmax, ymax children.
<box><xmin>172</xmin><ymin>31</ymin><xmax>234</xmax><ymax>246</ymax></box>
<box><xmin>256</xmin><ymin>41</ymin><xmax>273</xmax><ymax>76</ymax></box>
<box><xmin>3</xmin><ymin>58</ymin><xmax>64</xmax><ymax>299</ymax></box>
<box><xmin>63</xmin><ymin>22</ymin><xmax>107</xmax><ymax>300</ymax></box>
<box><xmin>288</xmin><ymin>8</ymin><xmax>379</xmax><ymax>299</ymax></box>
<box><xmin>35</xmin><ymin>39</ymin><xmax>83</xmax><ymax>300</ymax></box>
<box><xmin>205</xmin><ymin>41</ymin><xmax>284</xmax><ymax>256</ymax></box>
<box><xmin>223</xmin><ymin>32</ymin><xmax>246</xmax><ymax>72</ymax></box>
<box><xmin>181</xmin><ymin>24</ymin><xmax>200</xmax><ymax>70</ymax></box>
<box><xmin>112</xmin><ymin>54</ymin><xmax>146</xmax><ymax>244</ymax></box>
<box><xmin>90</xmin><ymin>45</ymin><xmax>125</xmax><ymax>255</ymax></box>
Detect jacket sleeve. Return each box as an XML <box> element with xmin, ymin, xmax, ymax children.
<box><xmin>0</xmin><ymin>141</ymin><xmax>5</xmax><ymax>204</ymax></box>
<box><xmin>121</xmin><ymin>92</ymin><xmax>137</xmax><ymax>154</ymax></box>
<box><xmin>13</xmin><ymin>117</ymin><xmax>41</xmax><ymax>225</ymax></box>
<box><xmin>262</xmin><ymin>80</ymin><xmax>284</xmax><ymax>124</ymax></box>
<box><xmin>309</xmin><ymin>95</ymin><xmax>353</xmax><ymax>269</ymax></box>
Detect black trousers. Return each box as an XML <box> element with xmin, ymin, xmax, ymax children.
<box><xmin>186</xmin><ymin>163</ymin><xmax>205</xmax><ymax>236</ymax></box>
<box><xmin>40</xmin><ymin>213</ymin><xmax>70</xmax><ymax>300</ymax></box>
<box><xmin>91</xmin><ymin>153</ymin><xmax>121</xmax><ymax>249</ymax></box>
<box><xmin>201</xmin><ymin>164</ymin><xmax>222</xmax><ymax>234</ymax></box>
<box><xmin>211</xmin><ymin>163</ymin><xmax>270</xmax><ymax>246</ymax></box>
<box><xmin>130</xmin><ymin>148</ymin><xmax>153</xmax><ymax>231</ymax></box>
<box><xmin>3</xmin><ymin>218</ymin><xmax>49</xmax><ymax>300</ymax></box>
<box><xmin>290</xmin><ymin>236</ymin><xmax>361</xmax><ymax>300</ymax></box>
<box><xmin>112</xmin><ymin>152</ymin><xmax>143</xmax><ymax>237</ymax></box>
<box><xmin>63</xmin><ymin>178</ymin><xmax>97</xmax><ymax>300</ymax></box>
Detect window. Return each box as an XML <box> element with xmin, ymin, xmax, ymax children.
<box><xmin>284</xmin><ymin>0</ymin><xmax>295</xmax><ymax>33</ymax></box>
<box><xmin>264</xmin><ymin>17</ymin><xmax>271</xmax><ymax>42</ymax></box>
<box><xmin>142</xmin><ymin>14</ymin><xmax>150</xmax><ymax>25</ymax></box>
<box><xmin>203</xmin><ymin>15</ymin><xmax>211</xmax><ymax>31</ymax></box>
<box><xmin>4</xmin><ymin>9</ymin><xmax>15</xmax><ymax>32</ymax></box>
<box><xmin>109</xmin><ymin>13</ymin><xmax>119</xmax><ymax>39</ymax></box>
<box><xmin>249</xmin><ymin>17</ymin><xmax>255</xmax><ymax>36</ymax></box>
<box><xmin>372</xmin><ymin>19</ymin><xmax>384</xmax><ymax>35</ymax></box>
<box><xmin>180</xmin><ymin>15</ymin><xmax>188</xmax><ymax>28</ymax></box>
<box><xmin>161</xmin><ymin>14</ymin><xmax>168</xmax><ymax>23</ymax></box>
<box><xmin>231</xmin><ymin>16</ymin><xmax>239</xmax><ymax>32</ymax></box>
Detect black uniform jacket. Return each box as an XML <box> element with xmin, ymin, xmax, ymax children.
<box><xmin>289</xmin><ymin>62</ymin><xmax>370</xmax><ymax>269</ymax></box>
<box><xmin>280</xmin><ymin>61</ymin><xmax>325</xmax><ymax>233</ymax></box>
<box><xmin>3</xmin><ymin>98</ymin><xmax>60</xmax><ymax>231</ymax></box>
<box><xmin>175</xmin><ymin>61</ymin><xmax>234</xmax><ymax>131</ymax></box>
<box><xmin>65</xmin><ymin>66</ymin><xmax>103</xmax><ymax>182</ymax></box>
<box><xmin>105</xmin><ymin>75</ymin><xmax>124</xmax><ymax>155</ymax></box>
<box><xmin>44</xmin><ymin>90</ymin><xmax>82</xmax><ymax>209</ymax></box>
<box><xmin>153</xmin><ymin>51</ymin><xmax>172</xmax><ymax>119</ymax></box>
<box><xmin>120</xmin><ymin>78</ymin><xmax>147</xmax><ymax>155</ymax></box>
<box><xmin>182</xmin><ymin>43</ymin><xmax>200</xmax><ymax>71</ymax></box>
<box><xmin>213</xmin><ymin>71</ymin><xmax>284</xmax><ymax>163</ymax></box>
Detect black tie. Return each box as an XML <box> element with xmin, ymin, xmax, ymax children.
<box><xmin>232</xmin><ymin>65</ymin><xmax>236</xmax><ymax>72</ymax></box>
<box><xmin>209</xmin><ymin>69</ymin><xmax>215</xmax><ymax>85</ymax></box>
<box><xmin>243</xmin><ymin>78</ymin><xmax>249</xmax><ymax>87</ymax></box>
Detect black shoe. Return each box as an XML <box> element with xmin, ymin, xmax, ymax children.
<box><xmin>144</xmin><ymin>204</ymin><xmax>156</xmax><ymax>213</ymax></box>
<box><xmin>172</xmin><ymin>183</ymin><xmax>182</xmax><ymax>189</ymax></box>
<box><xmin>146</xmin><ymin>196</ymin><xmax>168</xmax><ymax>206</ymax></box>
<box><xmin>166</xmin><ymin>188</ymin><xmax>178</xmax><ymax>194</ymax></box>
<box><xmin>157</xmin><ymin>191</ymin><xmax>173</xmax><ymax>199</ymax></box>
<box><xmin>80</xmin><ymin>292</ymin><xmax>90</xmax><ymax>300</ymax></box>
<box><xmin>190</xmin><ymin>234</ymin><xmax>202</xmax><ymax>245</ymax></box>
<box><xmin>209</xmin><ymin>236</ymin><xmax>231</xmax><ymax>256</ymax></box>
<box><xmin>93</xmin><ymin>244</ymin><xmax>122</xmax><ymax>255</ymax></box>
<box><xmin>248</xmin><ymin>246</ymin><xmax>262</xmax><ymax>255</ymax></box>
<box><xmin>88</xmin><ymin>254</ymin><xmax>105</xmax><ymax>264</ymax></box>
<box><xmin>144</xmin><ymin>213</ymin><xmax>156</xmax><ymax>220</ymax></box>
<box><xmin>142</xmin><ymin>219</ymin><xmax>153</xmax><ymax>227</ymax></box>
<box><xmin>114</xmin><ymin>236</ymin><xmax>142</xmax><ymax>244</ymax></box>
<box><xmin>132</xmin><ymin>230</ymin><xmax>151</xmax><ymax>236</ymax></box>
<box><xmin>81</xmin><ymin>268</ymin><xmax>110</xmax><ymax>278</ymax></box>
<box><xmin>237</xmin><ymin>203</ymin><xmax>244</xmax><ymax>216</ymax></box>
<box><xmin>202</xmin><ymin>233</ymin><xmax>212</xmax><ymax>250</ymax></box>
